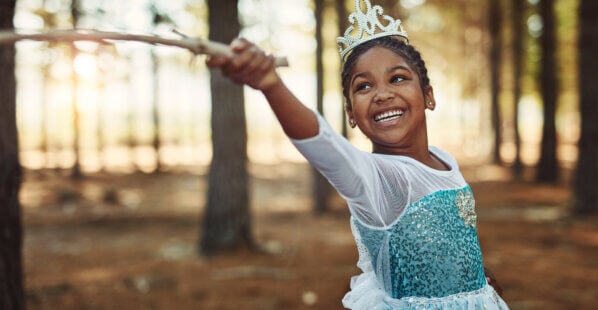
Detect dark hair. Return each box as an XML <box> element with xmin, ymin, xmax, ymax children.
<box><xmin>341</xmin><ymin>37</ymin><xmax>430</xmax><ymax>109</ymax></box>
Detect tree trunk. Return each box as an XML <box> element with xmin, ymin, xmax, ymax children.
<box><xmin>574</xmin><ymin>0</ymin><xmax>598</xmax><ymax>214</ymax></box>
<box><xmin>337</xmin><ymin>0</ymin><xmax>348</xmax><ymax>138</ymax></box>
<box><xmin>536</xmin><ymin>0</ymin><xmax>559</xmax><ymax>183</ymax></box>
<box><xmin>40</xmin><ymin>64</ymin><xmax>50</xmax><ymax>168</ymax></box>
<box><xmin>313</xmin><ymin>0</ymin><xmax>331</xmax><ymax>214</ymax></box>
<box><xmin>70</xmin><ymin>0</ymin><xmax>82</xmax><ymax>178</ymax></box>
<box><xmin>125</xmin><ymin>88</ymin><xmax>136</xmax><ymax>171</ymax></box>
<box><xmin>511</xmin><ymin>0</ymin><xmax>526</xmax><ymax>177</ymax></box>
<box><xmin>0</xmin><ymin>0</ymin><xmax>25</xmax><ymax>308</ymax></box>
<box><xmin>151</xmin><ymin>51</ymin><xmax>162</xmax><ymax>172</ymax></box>
<box><xmin>488</xmin><ymin>0</ymin><xmax>503</xmax><ymax>164</ymax></box>
<box><xmin>96</xmin><ymin>61</ymin><xmax>107</xmax><ymax>172</ymax></box>
<box><xmin>200</xmin><ymin>0</ymin><xmax>253</xmax><ymax>256</ymax></box>
<box><xmin>148</xmin><ymin>3</ymin><xmax>162</xmax><ymax>172</ymax></box>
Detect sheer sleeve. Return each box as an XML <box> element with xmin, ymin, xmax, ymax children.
<box><xmin>291</xmin><ymin>113</ymin><xmax>394</xmax><ymax>226</ymax></box>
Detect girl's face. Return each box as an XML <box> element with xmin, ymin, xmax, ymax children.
<box><xmin>347</xmin><ymin>46</ymin><xmax>435</xmax><ymax>155</ymax></box>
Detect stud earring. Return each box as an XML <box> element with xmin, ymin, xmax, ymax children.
<box><xmin>349</xmin><ymin>119</ymin><xmax>356</xmax><ymax>128</ymax></box>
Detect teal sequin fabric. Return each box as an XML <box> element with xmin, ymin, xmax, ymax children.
<box><xmin>354</xmin><ymin>186</ymin><xmax>487</xmax><ymax>299</ymax></box>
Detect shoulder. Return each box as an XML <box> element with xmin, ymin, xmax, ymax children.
<box><xmin>429</xmin><ymin>146</ymin><xmax>460</xmax><ymax>171</ymax></box>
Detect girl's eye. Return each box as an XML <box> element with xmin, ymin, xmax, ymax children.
<box><xmin>354</xmin><ymin>83</ymin><xmax>371</xmax><ymax>92</ymax></box>
<box><xmin>391</xmin><ymin>75</ymin><xmax>405</xmax><ymax>83</ymax></box>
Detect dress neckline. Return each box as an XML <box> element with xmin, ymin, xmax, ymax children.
<box><xmin>372</xmin><ymin>146</ymin><xmax>455</xmax><ymax>176</ymax></box>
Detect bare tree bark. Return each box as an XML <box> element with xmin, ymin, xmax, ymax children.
<box><xmin>488</xmin><ymin>0</ymin><xmax>503</xmax><ymax>164</ymax></box>
<box><xmin>151</xmin><ymin>50</ymin><xmax>162</xmax><ymax>172</ymax></box>
<box><xmin>70</xmin><ymin>0</ymin><xmax>83</xmax><ymax>178</ymax></box>
<box><xmin>0</xmin><ymin>0</ymin><xmax>24</xmax><ymax>307</ymax></box>
<box><xmin>574</xmin><ymin>0</ymin><xmax>598</xmax><ymax>214</ymax></box>
<box><xmin>511</xmin><ymin>0</ymin><xmax>526</xmax><ymax>177</ymax></box>
<box><xmin>536</xmin><ymin>0</ymin><xmax>559</xmax><ymax>183</ymax></box>
<box><xmin>313</xmin><ymin>0</ymin><xmax>332</xmax><ymax>214</ymax></box>
<box><xmin>150</xmin><ymin>3</ymin><xmax>163</xmax><ymax>172</ymax></box>
<box><xmin>200</xmin><ymin>0</ymin><xmax>254</xmax><ymax>256</ymax></box>
<box><xmin>337</xmin><ymin>0</ymin><xmax>348</xmax><ymax>138</ymax></box>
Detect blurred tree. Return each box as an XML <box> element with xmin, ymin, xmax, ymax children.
<box><xmin>149</xmin><ymin>3</ymin><xmax>168</xmax><ymax>173</ymax></box>
<box><xmin>574</xmin><ymin>0</ymin><xmax>598</xmax><ymax>214</ymax></box>
<box><xmin>536</xmin><ymin>0</ymin><xmax>559</xmax><ymax>183</ymax></box>
<box><xmin>70</xmin><ymin>0</ymin><xmax>83</xmax><ymax>178</ymax></box>
<box><xmin>511</xmin><ymin>0</ymin><xmax>526</xmax><ymax>177</ymax></box>
<box><xmin>455</xmin><ymin>0</ymin><xmax>486</xmax><ymax>158</ymax></box>
<box><xmin>0</xmin><ymin>1</ymin><xmax>24</xmax><ymax>308</ymax></box>
<box><xmin>27</xmin><ymin>2</ymin><xmax>63</xmax><ymax>170</ymax></box>
<box><xmin>40</xmin><ymin>49</ymin><xmax>52</xmax><ymax>168</ymax></box>
<box><xmin>200</xmin><ymin>0</ymin><xmax>253</xmax><ymax>256</ymax></box>
<box><xmin>91</xmin><ymin>10</ymin><xmax>108</xmax><ymax>172</ymax></box>
<box><xmin>37</xmin><ymin>0</ymin><xmax>54</xmax><ymax>169</ymax></box>
<box><xmin>124</xmin><ymin>63</ymin><xmax>136</xmax><ymax>171</ymax></box>
<box><xmin>313</xmin><ymin>0</ymin><xmax>332</xmax><ymax>214</ymax></box>
<box><xmin>96</xmin><ymin>79</ymin><xmax>107</xmax><ymax>171</ymax></box>
<box><xmin>337</xmin><ymin>0</ymin><xmax>348</xmax><ymax>138</ymax></box>
<box><xmin>488</xmin><ymin>0</ymin><xmax>503</xmax><ymax>164</ymax></box>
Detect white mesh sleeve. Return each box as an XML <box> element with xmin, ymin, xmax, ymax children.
<box><xmin>291</xmin><ymin>113</ymin><xmax>391</xmax><ymax>226</ymax></box>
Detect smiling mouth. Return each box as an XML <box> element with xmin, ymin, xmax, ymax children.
<box><xmin>374</xmin><ymin>109</ymin><xmax>404</xmax><ymax>122</ymax></box>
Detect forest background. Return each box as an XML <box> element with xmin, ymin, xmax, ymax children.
<box><xmin>1</xmin><ymin>0</ymin><xmax>597</xmax><ymax>309</ymax></box>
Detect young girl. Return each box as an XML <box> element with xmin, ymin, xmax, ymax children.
<box><xmin>207</xmin><ymin>0</ymin><xmax>509</xmax><ymax>308</ymax></box>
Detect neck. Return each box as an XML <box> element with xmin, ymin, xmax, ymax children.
<box><xmin>372</xmin><ymin>132</ymin><xmax>449</xmax><ymax>171</ymax></box>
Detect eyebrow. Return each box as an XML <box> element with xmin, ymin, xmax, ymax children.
<box><xmin>388</xmin><ymin>65</ymin><xmax>411</xmax><ymax>73</ymax></box>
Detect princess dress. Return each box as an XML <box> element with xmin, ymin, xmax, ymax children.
<box><xmin>343</xmin><ymin>186</ymin><xmax>508</xmax><ymax>309</ymax></box>
<box><xmin>292</xmin><ymin>114</ymin><xmax>509</xmax><ymax>309</ymax></box>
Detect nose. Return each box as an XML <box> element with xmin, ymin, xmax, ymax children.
<box><xmin>373</xmin><ymin>85</ymin><xmax>394</xmax><ymax>104</ymax></box>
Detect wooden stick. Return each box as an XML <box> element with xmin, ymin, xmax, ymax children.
<box><xmin>0</xmin><ymin>29</ymin><xmax>289</xmax><ymax>67</ymax></box>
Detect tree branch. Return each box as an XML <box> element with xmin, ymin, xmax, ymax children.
<box><xmin>0</xmin><ymin>29</ymin><xmax>288</xmax><ymax>67</ymax></box>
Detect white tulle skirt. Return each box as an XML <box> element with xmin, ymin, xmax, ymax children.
<box><xmin>342</xmin><ymin>271</ymin><xmax>509</xmax><ymax>310</ymax></box>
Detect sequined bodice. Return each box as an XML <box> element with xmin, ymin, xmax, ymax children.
<box><xmin>353</xmin><ymin>186</ymin><xmax>487</xmax><ymax>299</ymax></box>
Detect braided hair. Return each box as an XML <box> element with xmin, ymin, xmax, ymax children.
<box><xmin>341</xmin><ymin>37</ymin><xmax>430</xmax><ymax>110</ymax></box>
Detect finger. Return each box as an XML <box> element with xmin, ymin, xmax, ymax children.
<box><xmin>257</xmin><ymin>54</ymin><xmax>276</xmax><ymax>74</ymax></box>
<box><xmin>235</xmin><ymin>53</ymin><xmax>274</xmax><ymax>83</ymax></box>
<box><xmin>221</xmin><ymin>45</ymin><xmax>261</xmax><ymax>79</ymax></box>
<box><xmin>247</xmin><ymin>55</ymin><xmax>275</xmax><ymax>80</ymax></box>
<box><xmin>233</xmin><ymin>61</ymin><xmax>277</xmax><ymax>89</ymax></box>
<box><xmin>230</xmin><ymin>37</ymin><xmax>251</xmax><ymax>53</ymax></box>
<box><xmin>244</xmin><ymin>54</ymin><xmax>275</xmax><ymax>79</ymax></box>
<box><xmin>236</xmin><ymin>49</ymin><xmax>267</xmax><ymax>77</ymax></box>
<box><xmin>205</xmin><ymin>54</ymin><xmax>231</xmax><ymax>68</ymax></box>
<box><xmin>230</xmin><ymin>44</ymin><xmax>262</xmax><ymax>70</ymax></box>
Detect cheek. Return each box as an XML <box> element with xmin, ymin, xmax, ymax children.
<box><xmin>350</xmin><ymin>98</ymin><xmax>366</xmax><ymax>115</ymax></box>
<box><xmin>351</xmin><ymin>93</ymin><xmax>369</xmax><ymax>108</ymax></box>
<box><xmin>352</xmin><ymin>104</ymin><xmax>370</xmax><ymax>122</ymax></box>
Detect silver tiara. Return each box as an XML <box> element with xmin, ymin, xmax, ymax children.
<box><xmin>337</xmin><ymin>0</ymin><xmax>409</xmax><ymax>61</ymax></box>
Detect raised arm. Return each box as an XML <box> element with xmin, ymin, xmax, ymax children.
<box><xmin>207</xmin><ymin>39</ymin><xmax>393</xmax><ymax>226</ymax></box>
<box><xmin>206</xmin><ymin>38</ymin><xmax>318</xmax><ymax>139</ymax></box>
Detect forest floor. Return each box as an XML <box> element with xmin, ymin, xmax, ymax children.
<box><xmin>20</xmin><ymin>162</ymin><xmax>598</xmax><ymax>310</ymax></box>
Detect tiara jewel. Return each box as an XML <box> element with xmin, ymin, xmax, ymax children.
<box><xmin>337</xmin><ymin>0</ymin><xmax>409</xmax><ymax>61</ymax></box>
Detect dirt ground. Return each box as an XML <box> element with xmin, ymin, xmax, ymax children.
<box><xmin>20</xmin><ymin>162</ymin><xmax>598</xmax><ymax>309</ymax></box>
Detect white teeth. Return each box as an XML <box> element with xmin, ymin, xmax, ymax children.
<box><xmin>374</xmin><ymin>109</ymin><xmax>404</xmax><ymax>122</ymax></box>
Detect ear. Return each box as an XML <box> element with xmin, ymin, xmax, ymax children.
<box><xmin>346</xmin><ymin>105</ymin><xmax>357</xmax><ymax>128</ymax></box>
<box><xmin>424</xmin><ymin>85</ymin><xmax>436</xmax><ymax>111</ymax></box>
